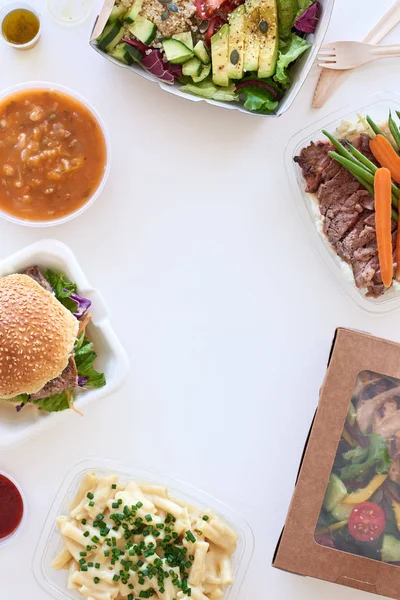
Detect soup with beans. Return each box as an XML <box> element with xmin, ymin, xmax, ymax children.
<box><xmin>0</xmin><ymin>89</ymin><xmax>107</xmax><ymax>222</ymax></box>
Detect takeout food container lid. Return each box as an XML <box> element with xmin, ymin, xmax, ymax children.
<box><xmin>33</xmin><ymin>458</ymin><xmax>255</xmax><ymax>600</ymax></box>
<box><xmin>285</xmin><ymin>91</ymin><xmax>400</xmax><ymax>314</ymax></box>
<box><xmin>273</xmin><ymin>328</ymin><xmax>400</xmax><ymax>600</ymax></box>
<box><xmin>0</xmin><ymin>239</ymin><xmax>129</xmax><ymax>448</ymax></box>
<box><xmin>89</xmin><ymin>0</ymin><xmax>335</xmax><ymax>116</ymax></box>
<box><xmin>0</xmin><ymin>81</ymin><xmax>110</xmax><ymax>227</ymax></box>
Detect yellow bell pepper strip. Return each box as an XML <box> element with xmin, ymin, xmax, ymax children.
<box><xmin>343</xmin><ymin>474</ymin><xmax>388</xmax><ymax>504</ymax></box>
<box><xmin>315</xmin><ymin>520</ymin><xmax>349</xmax><ymax>536</ymax></box>
<box><xmin>342</xmin><ymin>428</ymin><xmax>356</xmax><ymax>448</ymax></box>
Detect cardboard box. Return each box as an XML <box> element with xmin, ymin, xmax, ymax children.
<box><xmin>273</xmin><ymin>328</ymin><xmax>400</xmax><ymax>600</ymax></box>
<box><xmin>89</xmin><ymin>0</ymin><xmax>335</xmax><ymax>116</ymax></box>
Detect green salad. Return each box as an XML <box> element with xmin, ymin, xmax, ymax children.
<box><xmin>316</xmin><ymin>371</ymin><xmax>400</xmax><ymax>564</ymax></box>
<box><xmin>95</xmin><ymin>0</ymin><xmax>320</xmax><ymax>113</ymax></box>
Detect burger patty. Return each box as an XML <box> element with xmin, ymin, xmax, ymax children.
<box><xmin>30</xmin><ymin>357</ymin><xmax>78</xmax><ymax>400</ymax></box>
<box><xmin>22</xmin><ymin>265</ymin><xmax>53</xmax><ymax>292</ymax></box>
<box><xmin>23</xmin><ymin>265</ymin><xmax>79</xmax><ymax>400</ymax></box>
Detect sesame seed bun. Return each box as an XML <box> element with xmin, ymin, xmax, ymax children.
<box><xmin>0</xmin><ymin>274</ymin><xmax>79</xmax><ymax>399</ymax></box>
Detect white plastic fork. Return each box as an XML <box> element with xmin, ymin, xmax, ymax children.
<box><xmin>317</xmin><ymin>41</ymin><xmax>400</xmax><ymax>70</ymax></box>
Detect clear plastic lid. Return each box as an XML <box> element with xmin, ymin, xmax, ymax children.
<box><xmin>46</xmin><ymin>0</ymin><xmax>93</xmax><ymax>26</ymax></box>
<box><xmin>285</xmin><ymin>91</ymin><xmax>400</xmax><ymax>314</ymax></box>
<box><xmin>33</xmin><ymin>458</ymin><xmax>255</xmax><ymax>600</ymax></box>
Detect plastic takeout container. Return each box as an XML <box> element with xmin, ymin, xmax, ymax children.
<box><xmin>89</xmin><ymin>0</ymin><xmax>334</xmax><ymax>116</ymax></box>
<box><xmin>0</xmin><ymin>470</ymin><xmax>27</xmax><ymax>545</ymax></box>
<box><xmin>0</xmin><ymin>81</ymin><xmax>110</xmax><ymax>227</ymax></box>
<box><xmin>285</xmin><ymin>91</ymin><xmax>400</xmax><ymax>315</ymax></box>
<box><xmin>34</xmin><ymin>458</ymin><xmax>255</xmax><ymax>600</ymax></box>
<box><xmin>0</xmin><ymin>239</ymin><xmax>129</xmax><ymax>448</ymax></box>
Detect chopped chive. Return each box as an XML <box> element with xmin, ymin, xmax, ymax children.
<box><xmin>81</xmin><ymin>518</ymin><xmax>87</xmax><ymax>525</ymax></box>
<box><xmin>83</xmin><ymin>531</ymin><xmax>90</xmax><ymax>538</ymax></box>
<box><xmin>112</xmin><ymin>502</ymin><xmax>119</xmax><ymax>509</ymax></box>
<box><xmin>128</xmin><ymin>595</ymin><xmax>134</xmax><ymax>600</ymax></box>
<box><xmin>112</xmin><ymin>484</ymin><xmax>117</xmax><ymax>489</ymax></box>
<box><xmin>136</xmin><ymin>501</ymin><xmax>143</xmax><ymax>509</ymax></box>
<box><xmin>145</xmin><ymin>514</ymin><xmax>152</xmax><ymax>522</ymax></box>
<box><xmin>92</xmin><ymin>536</ymin><xmax>99</xmax><ymax>543</ymax></box>
<box><xmin>202</xmin><ymin>515</ymin><xmax>209</xmax><ymax>521</ymax></box>
<box><xmin>95</xmin><ymin>563</ymin><xmax>100</xmax><ymax>569</ymax></box>
<box><xmin>79</xmin><ymin>551</ymin><xmax>87</xmax><ymax>557</ymax></box>
<box><xmin>113</xmin><ymin>574</ymin><xmax>120</xmax><ymax>581</ymax></box>
<box><xmin>94</xmin><ymin>577</ymin><xmax>100</xmax><ymax>584</ymax></box>
<box><xmin>89</xmin><ymin>501</ymin><xmax>95</xmax><ymax>507</ymax></box>
<box><xmin>87</xmin><ymin>492</ymin><xmax>94</xmax><ymax>500</ymax></box>
<box><xmin>79</xmin><ymin>558</ymin><xmax>86</xmax><ymax>565</ymax></box>
<box><xmin>104</xmin><ymin>550</ymin><xmax>110</xmax><ymax>557</ymax></box>
<box><xmin>97</xmin><ymin>514</ymin><xmax>104</xmax><ymax>521</ymax></box>
<box><xmin>81</xmin><ymin>565</ymin><xmax>88</xmax><ymax>572</ymax></box>
<box><xmin>86</xmin><ymin>545</ymin><xmax>92</xmax><ymax>551</ymax></box>
<box><xmin>88</xmin><ymin>562</ymin><xmax>94</xmax><ymax>567</ymax></box>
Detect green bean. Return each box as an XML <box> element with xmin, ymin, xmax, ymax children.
<box><xmin>344</xmin><ymin>141</ymin><xmax>400</xmax><ymax>205</ymax></box>
<box><xmin>389</xmin><ymin>110</ymin><xmax>400</xmax><ymax>151</ymax></box>
<box><xmin>366</xmin><ymin>115</ymin><xmax>384</xmax><ymax>136</ymax></box>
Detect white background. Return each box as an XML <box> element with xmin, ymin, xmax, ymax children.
<box><xmin>1</xmin><ymin>0</ymin><xmax>400</xmax><ymax>598</ymax></box>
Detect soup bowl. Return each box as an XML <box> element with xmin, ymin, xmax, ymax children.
<box><xmin>0</xmin><ymin>81</ymin><xmax>110</xmax><ymax>227</ymax></box>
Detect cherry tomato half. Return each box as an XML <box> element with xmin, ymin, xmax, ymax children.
<box><xmin>348</xmin><ymin>502</ymin><xmax>386</xmax><ymax>542</ymax></box>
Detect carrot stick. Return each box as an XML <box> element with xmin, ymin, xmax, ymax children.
<box><xmin>370</xmin><ymin>135</ymin><xmax>400</xmax><ymax>184</ymax></box>
<box><xmin>66</xmin><ymin>389</ymin><xmax>83</xmax><ymax>416</ymax></box>
<box><xmin>396</xmin><ymin>221</ymin><xmax>400</xmax><ymax>281</ymax></box>
<box><xmin>374</xmin><ymin>168</ymin><xmax>393</xmax><ymax>288</ymax></box>
<box><xmin>78</xmin><ymin>312</ymin><xmax>92</xmax><ymax>336</ymax></box>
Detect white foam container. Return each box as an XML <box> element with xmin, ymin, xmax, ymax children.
<box><xmin>0</xmin><ymin>239</ymin><xmax>129</xmax><ymax>448</ymax></box>
<box><xmin>90</xmin><ymin>0</ymin><xmax>335</xmax><ymax>116</ymax></box>
<box><xmin>285</xmin><ymin>91</ymin><xmax>400</xmax><ymax>315</ymax></box>
<box><xmin>33</xmin><ymin>458</ymin><xmax>255</xmax><ymax>600</ymax></box>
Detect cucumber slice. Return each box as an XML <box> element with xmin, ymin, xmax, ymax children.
<box><xmin>382</xmin><ymin>535</ymin><xmax>400</xmax><ymax>562</ymax></box>
<box><xmin>172</xmin><ymin>31</ymin><xmax>193</xmax><ymax>51</ymax></box>
<box><xmin>323</xmin><ymin>474</ymin><xmax>348</xmax><ymax>512</ymax></box>
<box><xmin>129</xmin><ymin>16</ymin><xmax>156</xmax><ymax>45</ymax></box>
<box><xmin>124</xmin><ymin>43</ymin><xmax>143</xmax><ymax>62</ymax></box>
<box><xmin>109</xmin><ymin>43</ymin><xmax>133</xmax><ymax>65</ymax></box>
<box><xmin>99</xmin><ymin>21</ymin><xmax>125</xmax><ymax>52</ymax></box>
<box><xmin>182</xmin><ymin>57</ymin><xmax>202</xmax><ymax>77</ymax></box>
<box><xmin>109</xmin><ymin>4</ymin><xmax>127</xmax><ymax>22</ymax></box>
<box><xmin>97</xmin><ymin>22</ymin><xmax>114</xmax><ymax>47</ymax></box>
<box><xmin>192</xmin><ymin>63</ymin><xmax>211</xmax><ymax>83</ymax></box>
<box><xmin>193</xmin><ymin>40</ymin><xmax>210</xmax><ymax>64</ymax></box>
<box><xmin>123</xmin><ymin>0</ymin><xmax>144</xmax><ymax>23</ymax></box>
<box><xmin>331</xmin><ymin>503</ymin><xmax>353</xmax><ymax>522</ymax></box>
<box><xmin>162</xmin><ymin>39</ymin><xmax>194</xmax><ymax>64</ymax></box>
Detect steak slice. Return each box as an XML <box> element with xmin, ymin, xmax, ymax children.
<box><xmin>323</xmin><ymin>189</ymin><xmax>370</xmax><ymax>244</ymax></box>
<box><xmin>23</xmin><ymin>265</ymin><xmax>53</xmax><ymax>292</ymax></box>
<box><xmin>294</xmin><ymin>141</ymin><xmax>337</xmax><ymax>193</ymax></box>
<box><xmin>317</xmin><ymin>167</ymin><xmax>362</xmax><ymax>216</ymax></box>
<box><xmin>30</xmin><ymin>357</ymin><xmax>78</xmax><ymax>400</ymax></box>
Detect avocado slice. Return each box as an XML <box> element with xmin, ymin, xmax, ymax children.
<box><xmin>254</xmin><ymin>0</ymin><xmax>278</xmax><ymax>78</ymax></box>
<box><xmin>211</xmin><ymin>24</ymin><xmax>230</xmax><ymax>87</ymax></box>
<box><xmin>227</xmin><ymin>5</ymin><xmax>246</xmax><ymax>80</ymax></box>
<box><xmin>382</xmin><ymin>535</ymin><xmax>400</xmax><ymax>562</ymax></box>
<box><xmin>243</xmin><ymin>2</ymin><xmax>260</xmax><ymax>73</ymax></box>
<box><xmin>323</xmin><ymin>474</ymin><xmax>348</xmax><ymax>512</ymax></box>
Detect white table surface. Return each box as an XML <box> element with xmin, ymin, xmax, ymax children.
<box><xmin>1</xmin><ymin>0</ymin><xmax>400</xmax><ymax>598</ymax></box>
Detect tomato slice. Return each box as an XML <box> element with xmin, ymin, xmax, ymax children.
<box><xmin>204</xmin><ymin>15</ymin><xmax>226</xmax><ymax>43</ymax></box>
<box><xmin>348</xmin><ymin>502</ymin><xmax>386</xmax><ymax>542</ymax></box>
<box><xmin>195</xmin><ymin>0</ymin><xmax>226</xmax><ymax>19</ymax></box>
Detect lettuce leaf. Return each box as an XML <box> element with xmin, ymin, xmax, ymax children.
<box><xmin>340</xmin><ymin>434</ymin><xmax>391</xmax><ymax>481</ymax></box>
<box><xmin>31</xmin><ymin>390</ymin><xmax>70</xmax><ymax>412</ymax></box>
<box><xmin>238</xmin><ymin>86</ymin><xmax>279</xmax><ymax>114</ymax></box>
<box><xmin>274</xmin><ymin>34</ymin><xmax>311</xmax><ymax>88</ymax></box>
<box><xmin>45</xmin><ymin>269</ymin><xmax>78</xmax><ymax>313</ymax></box>
<box><xmin>74</xmin><ymin>336</ymin><xmax>106</xmax><ymax>388</ymax></box>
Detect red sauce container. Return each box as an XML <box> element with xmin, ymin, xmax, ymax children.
<box><xmin>0</xmin><ymin>471</ymin><xmax>25</xmax><ymax>544</ymax></box>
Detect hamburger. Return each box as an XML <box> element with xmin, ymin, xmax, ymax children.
<box><xmin>0</xmin><ymin>266</ymin><xmax>105</xmax><ymax>413</ymax></box>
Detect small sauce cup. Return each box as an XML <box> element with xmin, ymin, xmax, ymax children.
<box><xmin>0</xmin><ymin>470</ymin><xmax>26</xmax><ymax>545</ymax></box>
<box><xmin>0</xmin><ymin>2</ymin><xmax>41</xmax><ymax>50</ymax></box>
